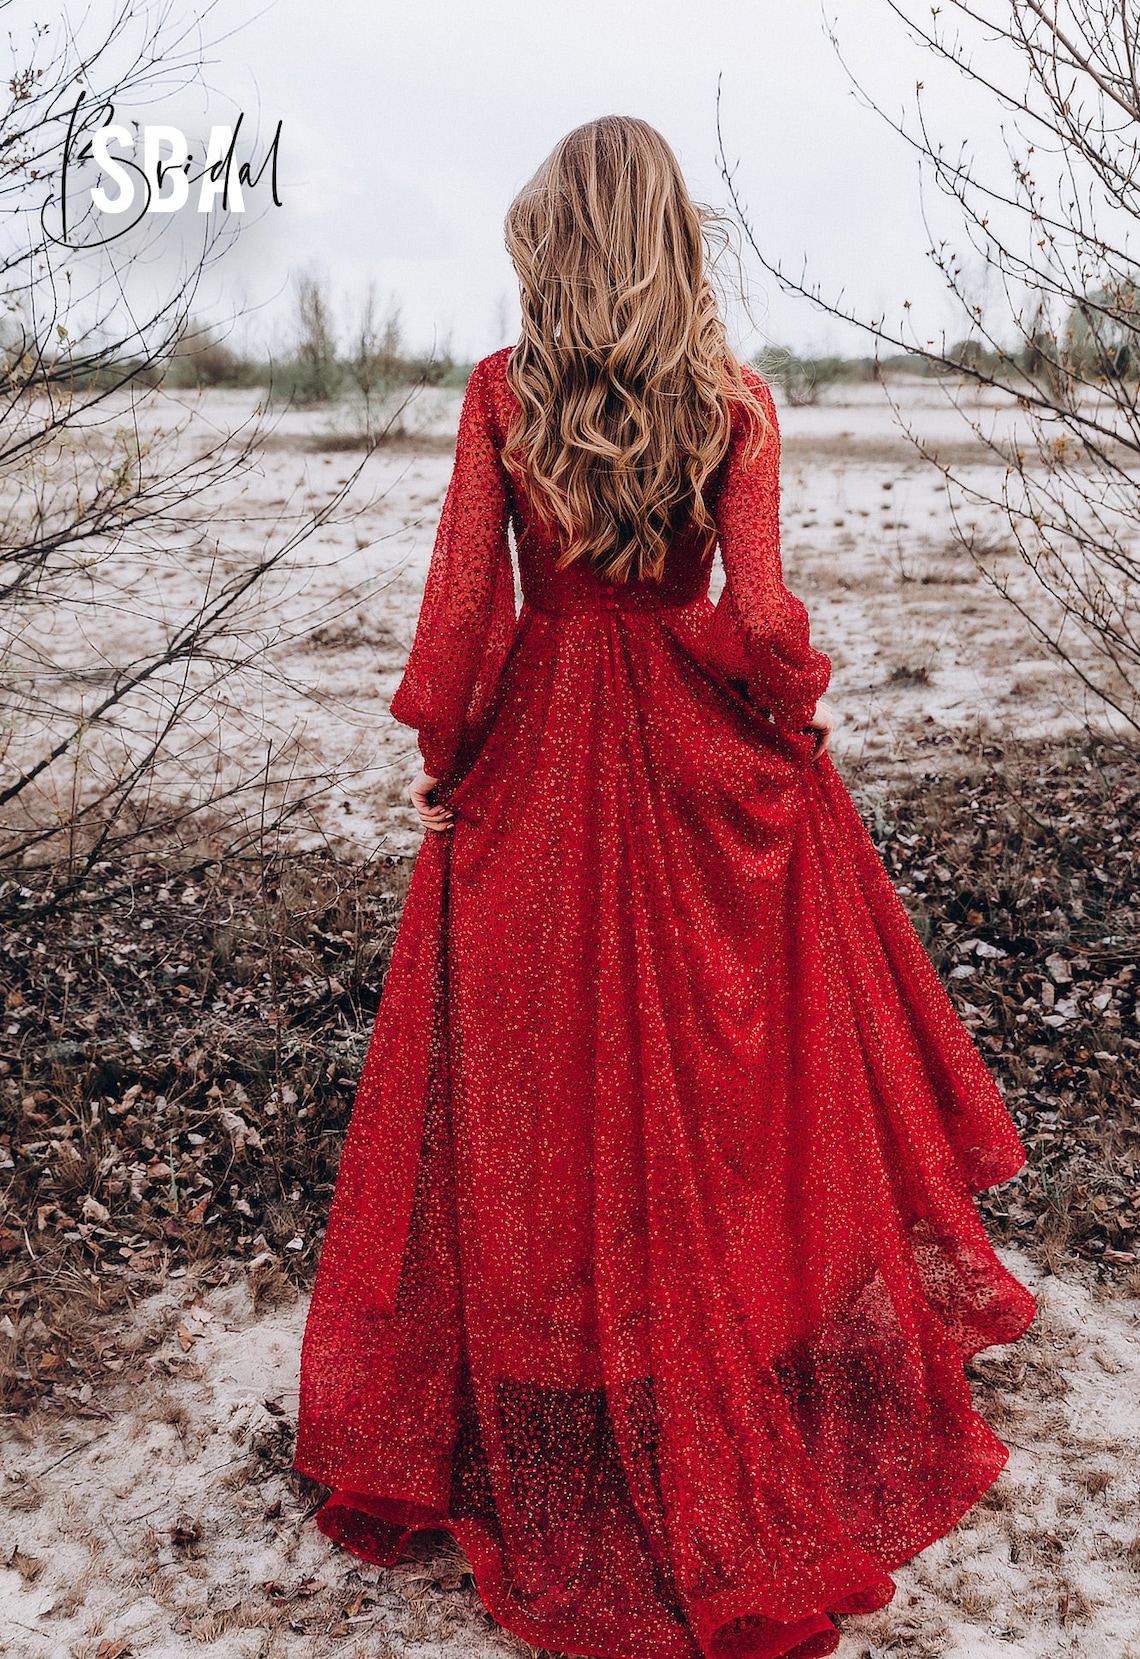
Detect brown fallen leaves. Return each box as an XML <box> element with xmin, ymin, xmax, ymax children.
<box><xmin>855</xmin><ymin>733</ymin><xmax>1140</xmax><ymax>1276</ymax></box>
<box><xmin>0</xmin><ymin>848</ymin><xmax>411</xmax><ymax>1411</ymax></box>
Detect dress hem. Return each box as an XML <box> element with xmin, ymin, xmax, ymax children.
<box><xmin>294</xmin><ymin>1381</ymin><xmax>1027</xmax><ymax>1659</ymax></box>
<box><xmin>295</xmin><ymin>1146</ymin><xmax>1037</xmax><ymax>1659</ymax></box>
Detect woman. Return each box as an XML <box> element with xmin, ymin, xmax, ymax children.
<box><xmin>295</xmin><ymin>116</ymin><xmax>1036</xmax><ymax>1659</ymax></box>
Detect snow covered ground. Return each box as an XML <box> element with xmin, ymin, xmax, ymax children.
<box><xmin>3</xmin><ymin>1250</ymin><xmax>1140</xmax><ymax>1659</ymax></box>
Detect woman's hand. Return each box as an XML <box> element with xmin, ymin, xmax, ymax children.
<box><xmin>409</xmin><ymin>769</ymin><xmax>455</xmax><ymax>832</ymax></box>
<box><xmin>806</xmin><ymin>698</ymin><xmax>836</xmax><ymax>760</ymax></box>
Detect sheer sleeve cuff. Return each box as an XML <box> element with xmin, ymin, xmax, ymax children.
<box><xmin>416</xmin><ymin>734</ymin><xmax>452</xmax><ymax>780</ymax></box>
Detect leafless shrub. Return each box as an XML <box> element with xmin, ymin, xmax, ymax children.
<box><xmin>351</xmin><ymin>285</ymin><xmax>406</xmax><ymax>410</ymax></box>
<box><xmin>753</xmin><ymin>348</ymin><xmax>854</xmax><ymax>406</ymax></box>
<box><xmin>290</xmin><ymin>268</ymin><xmax>342</xmax><ymax>403</ymax></box>
<box><xmin>0</xmin><ymin>5</ymin><xmax>414</xmax><ymax>917</ymax></box>
<box><xmin>719</xmin><ymin>2</ymin><xmax>1140</xmax><ymax>731</ymax></box>
<box><xmin>163</xmin><ymin>318</ymin><xmax>249</xmax><ymax>388</ymax></box>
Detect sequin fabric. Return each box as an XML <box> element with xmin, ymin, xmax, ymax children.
<box><xmin>294</xmin><ymin>348</ymin><xmax>1037</xmax><ymax>1659</ymax></box>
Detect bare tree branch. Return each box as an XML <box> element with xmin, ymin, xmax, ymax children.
<box><xmin>719</xmin><ymin>3</ymin><xmax>1140</xmax><ymax>731</ymax></box>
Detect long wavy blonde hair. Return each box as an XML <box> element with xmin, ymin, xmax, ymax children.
<box><xmin>502</xmin><ymin>115</ymin><xmax>768</xmax><ymax>584</ymax></box>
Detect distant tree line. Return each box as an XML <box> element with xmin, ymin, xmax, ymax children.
<box><xmin>753</xmin><ymin>283</ymin><xmax>1140</xmax><ymax>407</ymax></box>
<box><xmin>158</xmin><ymin>272</ymin><xmax>471</xmax><ymax>402</ymax></box>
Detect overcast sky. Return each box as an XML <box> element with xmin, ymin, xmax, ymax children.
<box><xmin>45</xmin><ymin>0</ymin><xmax>1004</xmax><ymax>362</ymax></box>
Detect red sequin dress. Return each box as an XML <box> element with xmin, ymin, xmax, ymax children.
<box><xmin>294</xmin><ymin>348</ymin><xmax>1035</xmax><ymax>1659</ymax></box>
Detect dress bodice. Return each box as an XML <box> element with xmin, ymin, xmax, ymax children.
<box><xmin>389</xmin><ymin>346</ymin><xmax>832</xmax><ymax>781</ymax></box>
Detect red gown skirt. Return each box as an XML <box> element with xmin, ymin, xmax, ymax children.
<box><xmin>294</xmin><ymin>354</ymin><xmax>1035</xmax><ymax>1659</ymax></box>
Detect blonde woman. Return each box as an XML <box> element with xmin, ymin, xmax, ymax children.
<box><xmin>296</xmin><ymin>117</ymin><xmax>1034</xmax><ymax>1659</ymax></box>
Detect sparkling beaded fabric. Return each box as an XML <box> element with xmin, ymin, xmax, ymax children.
<box><xmin>294</xmin><ymin>349</ymin><xmax>1036</xmax><ymax>1659</ymax></box>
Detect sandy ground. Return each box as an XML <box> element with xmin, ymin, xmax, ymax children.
<box><xmin>3</xmin><ymin>1249</ymin><xmax>1140</xmax><ymax>1659</ymax></box>
<box><xmin>5</xmin><ymin>377</ymin><xmax>1140</xmax><ymax>1657</ymax></box>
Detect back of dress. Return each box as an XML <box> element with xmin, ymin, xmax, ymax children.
<box><xmin>295</xmin><ymin>344</ymin><xmax>1035</xmax><ymax>1659</ymax></box>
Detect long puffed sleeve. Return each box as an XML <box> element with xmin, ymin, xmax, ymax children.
<box><xmin>388</xmin><ymin>359</ymin><xmax>517</xmax><ymax>779</ymax></box>
<box><xmin>706</xmin><ymin>374</ymin><xmax>831</xmax><ymax>734</ymax></box>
